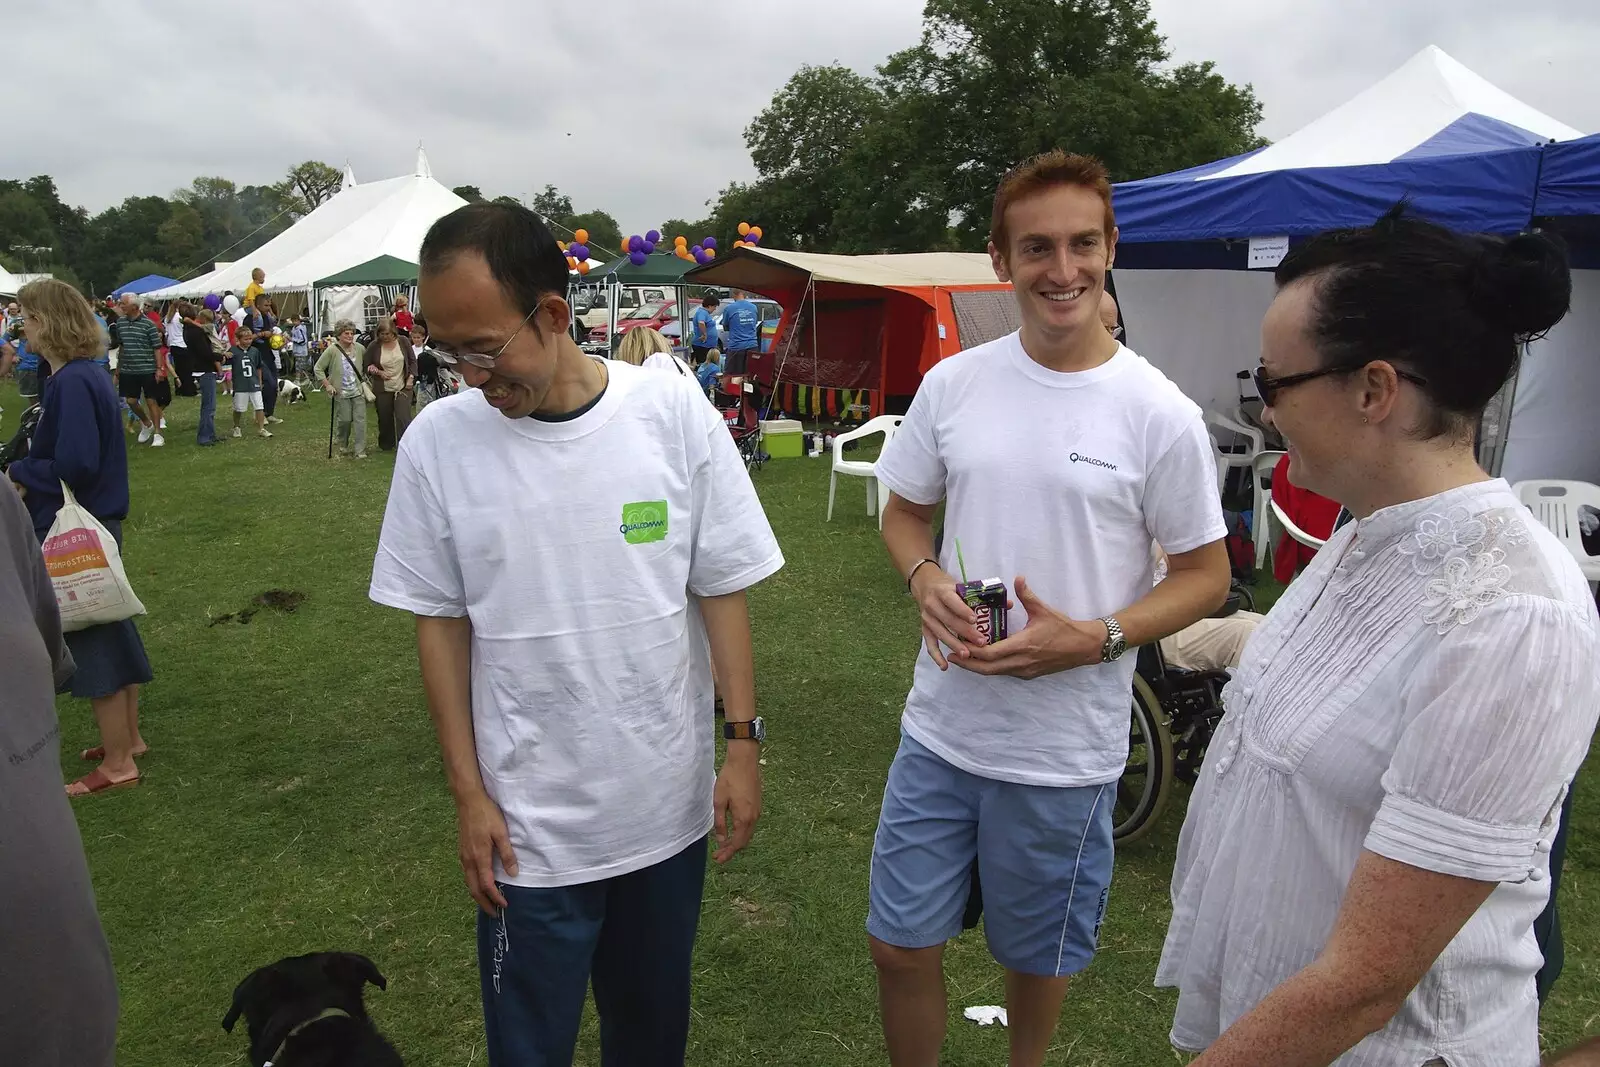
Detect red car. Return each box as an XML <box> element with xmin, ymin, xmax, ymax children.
<box><xmin>586</xmin><ymin>301</ymin><xmax>677</xmax><ymax>345</ymax></box>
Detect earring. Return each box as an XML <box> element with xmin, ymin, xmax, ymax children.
<box><xmin>1362</xmin><ymin>416</ymin><xmax>1369</xmax><ymax>424</ymax></box>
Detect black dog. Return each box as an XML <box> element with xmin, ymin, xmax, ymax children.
<box><xmin>223</xmin><ymin>952</ymin><xmax>402</xmax><ymax>1066</ymax></box>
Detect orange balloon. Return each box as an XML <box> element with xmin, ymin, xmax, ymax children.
<box><xmin>578</xmin><ymin>261</ymin><xmax>591</xmax><ymax>274</ymax></box>
<box><xmin>707</xmin><ymin>248</ymin><xmax>716</xmax><ymax>259</ymax></box>
<box><xmin>750</xmin><ymin>226</ymin><xmax>763</xmax><ymax>239</ymax></box>
<box><xmin>573</xmin><ymin>228</ymin><xmax>589</xmax><ymax>244</ymax></box>
<box><xmin>674</xmin><ymin>235</ymin><xmax>687</xmax><ymax>246</ymax></box>
<box><xmin>738</xmin><ymin>222</ymin><xmax>751</xmax><ymax>236</ymax></box>
<box><xmin>733</xmin><ymin>240</ymin><xmax>745</xmax><ymax>249</ymax></box>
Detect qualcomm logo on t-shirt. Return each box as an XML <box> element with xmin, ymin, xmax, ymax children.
<box><xmin>1069</xmin><ymin>451</ymin><xmax>1118</xmax><ymax>471</ymax></box>
<box><xmin>620</xmin><ymin>501</ymin><xmax>669</xmax><ymax>544</ymax></box>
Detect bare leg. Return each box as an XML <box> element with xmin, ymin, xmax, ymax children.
<box><xmin>146</xmin><ymin>398</ymin><xmax>164</xmax><ymax>429</ymax></box>
<box><xmin>83</xmin><ymin>686</ymin><xmax>140</xmax><ymax>783</ymax></box>
<box><xmin>127</xmin><ymin>397</ymin><xmax>150</xmax><ymax>427</ymax></box>
<box><xmin>126</xmin><ymin>683</ymin><xmax>145</xmax><ymax>753</ymax></box>
<box><xmin>1004</xmin><ymin>970</ymin><xmax>1072</xmax><ymax>1067</ymax></box>
<box><xmin>871</xmin><ymin>937</ymin><xmax>947</xmax><ymax>1067</ymax></box>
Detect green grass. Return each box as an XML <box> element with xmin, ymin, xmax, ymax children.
<box><xmin>9</xmin><ymin>380</ymin><xmax>1598</xmax><ymax>1065</ymax></box>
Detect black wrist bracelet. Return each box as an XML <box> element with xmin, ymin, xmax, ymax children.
<box><xmin>906</xmin><ymin>557</ymin><xmax>939</xmax><ymax>590</ymax></box>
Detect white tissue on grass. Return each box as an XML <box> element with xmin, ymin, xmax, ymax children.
<box><xmin>963</xmin><ymin>1005</ymin><xmax>1008</xmax><ymax>1027</ymax></box>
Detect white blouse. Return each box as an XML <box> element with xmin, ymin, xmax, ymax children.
<box><xmin>1157</xmin><ymin>479</ymin><xmax>1600</xmax><ymax>1067</ymax></box>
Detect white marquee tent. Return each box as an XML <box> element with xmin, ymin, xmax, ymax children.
<box><xmin>1111</xmin><ymin>46</ymin><xmax>1595</xmax><ymax>484</ymax></box>
<box><xmin>146</xmin><ymin>148</ymin><xmax>465</xmax><ymax>303</ymax></box>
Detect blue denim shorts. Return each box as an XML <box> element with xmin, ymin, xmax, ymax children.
<box><xmin>867</xmin><ymin>730</ymin><xmax>1115</xmax><ymax>977</ymax></box>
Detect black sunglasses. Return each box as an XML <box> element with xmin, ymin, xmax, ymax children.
<box><xmin>1252</xmin><ymin>362</ymin><xmax>1428</xmax><ymax>406</ymax></box>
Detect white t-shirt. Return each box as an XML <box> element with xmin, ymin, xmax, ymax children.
<box><xmin>369</xmin><ymin>361</ymin><xmax>784</xmax><ymax>887</ymax></box>
<box><xmin>643</xmin><ymin>351</ymin><xmax>694</xmax><ymax>376</ymax></box>
<box><xmin>166</xmin><ymin>311</ymin><xmax>186</xmax><ymax>348</ymax></box>
<box><xmin>875</xmin><ymin>332</ymin><xmax>1226</xmax><ymax>787</ymax></box>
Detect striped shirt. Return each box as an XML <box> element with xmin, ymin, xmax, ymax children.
<box><xmin>116</xmin><ymin>315</ymin><xmax>162</xmax><ymax>375</ymax></box>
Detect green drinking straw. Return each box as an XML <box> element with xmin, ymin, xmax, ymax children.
<box><xmin>954</xmin><ymin>537</ymin><xmax>969</xmax><ymax>584</ymax></box>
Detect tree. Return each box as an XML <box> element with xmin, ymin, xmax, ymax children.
<box><xmin>565</xmin><ymin>210</ymin><xmax>622</xmax><ymax>256</ymax></box>
<box><xmin>724</xmin><ymin>0</ymin><xmax>1264</xmax><ymax>253</ymax></box>
<box><xmin>530</xmin><ymin>184</ymin><xmax>575</xmax><ymax>227</ymax></box>
<box><xmin>658</xmin><ymin>218</ymin><xmax>700</xmax><ymax>244</ymax></box>
<box><xmin>115</xmin><ymin>258</ymin><xmax>175</xmax><ymax>286</ymax></box>
<box><xmin>452</xmin><ymin>185</ymin><xmax>485</xmax><ymax>202</ymax></box>
<box><xmin>157</xmin><ymin>203</ymin><xmax>205</xmax><ymax>272</ymax></box>
<box><xmin>876</xmin><ymin>0</ymin><xmax>1264</xmax><ymax>247</ymax></box>
<box><xmin>742</xmin><ymin>64</ymin><xmax>887</xmax><ymax>250</ymax></box>
<box><xmin>277</xmin><ymin>160</ymin><xmax>343</xmax><ymax>214</ymax></box>
<box><xmin>0</xmin><ymin>189</ymin><xmax>55</xmax><ymax>254</ymax></box>
<box><xmin>492</xmin><ymin>194</ymin><xmax>523</xmax><ymax>208</ymax></box>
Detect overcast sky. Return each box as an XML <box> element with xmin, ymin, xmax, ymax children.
<box><xmin>8</xmin><ymin>0</ymin><xmax>1596</xmax><ymax>234</ymax></box>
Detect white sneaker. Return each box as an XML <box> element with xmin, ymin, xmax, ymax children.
<box><xmin>232</xmin><ymin>427</ymin><xmax>242</xmax><ymax>439</ymax></box>
<box><xmin>258</xmin><ymin>429</ymin><xmax>273</xmax><ymax>438</ymax></box>
<box><xmin>137</xmin><ymin>423</ymin><xmax>154</xmax><ymax>444</ymax></box>
<box><xmin>266</xmin><ymin>416</ymin><xmax>284</xmax><ymax>424</ymax></box>
<box><xmin>151</xmin><ymin>433</ymin><xmax>165</xmax><ymax>447</ymax></box>
<box><xmin>159</xmin><ymin>417</ymin><xmax>167</xmax><ymax>429</ymax></box>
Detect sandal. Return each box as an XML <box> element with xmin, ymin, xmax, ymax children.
<box><xmin>66</xmin><ymin>767</ymin><xmax>140</xmax><ymax>797</ymax></box>
<box><xmin>81</xmin><ymin>745</ymin><xmax>149</xmax><ymax>762</ymax></box>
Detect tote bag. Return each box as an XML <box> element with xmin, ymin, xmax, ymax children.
<box><xmin>41</xmin><ymin>484</ymin><xmax>147</xmax><ymax>631</ymax></box>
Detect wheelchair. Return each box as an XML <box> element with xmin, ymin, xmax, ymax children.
<box><xmin>1113</xmin><ymin>582</ymin><xmax>1252</xmax><ymax>843</ymax></box>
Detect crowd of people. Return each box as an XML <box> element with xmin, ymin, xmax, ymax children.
<box><xmin>5</xmin><ymin>156</ymin><xmax>1600</xmax><ymax>1067</ymax></box>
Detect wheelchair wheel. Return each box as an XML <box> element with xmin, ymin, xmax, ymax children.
<box><xmin>1114</xmin><ymin>673</ymin><xmax>1176</xmax><ymax>844</ymax></box>
<box><xmin>1233</xmin><ymin>582</ymin><xmax>1256</xmax><ymax>613</ymax></box>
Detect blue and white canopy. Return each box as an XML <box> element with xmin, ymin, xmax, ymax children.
<box><xmin>1114</xmin><ymin>46</ymin><xmax>1584</xmax><ymax>255</ymax></box>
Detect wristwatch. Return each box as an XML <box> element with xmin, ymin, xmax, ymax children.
<box><xmin>723</xmin><ymin>716</ymin><xmax>766</xmax><ymax>743</ymax></box>
<box><xmin>1099</xmin><ymin>616</ymin><xmax>1127</xmax><ymax>662</ymax></box>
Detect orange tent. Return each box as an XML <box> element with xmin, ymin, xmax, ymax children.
<box><xmin>684</xmin><ymin>248</ymin><xmax>1017</xmax><ymax>410</ymax></box>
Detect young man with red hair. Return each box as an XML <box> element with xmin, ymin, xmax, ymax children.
<box><xmin>869</xmin><ymin>151</ymin><xmax>1231</xmax><ymax>1066</ymax></box>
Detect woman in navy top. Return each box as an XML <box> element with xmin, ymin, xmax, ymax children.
<box><xmin>7</xmin><ymin>279</ymin><xmax>153</xmax><ymax>797</ymax></box>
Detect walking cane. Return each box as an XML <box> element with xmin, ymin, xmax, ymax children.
<box><xmin>327</xmin><ymin>380</ymin><xmax>336</xmax><ymax>459</ymax></box>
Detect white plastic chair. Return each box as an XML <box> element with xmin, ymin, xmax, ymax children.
<box><xmin>1270</xmin><ymin>495</ymin><xmax>1327</xmax><ymax>550</ymax></box>
<box><xmin>1207</xmin><ymin>409</ymin><xmax>1263</xmax><ymax>494</ymax></box>
<box><xmin>1513</xmin><ymin>480</ymin><xmax>1600</xmax><ymax>586</ymax></box>
<box><xmin>828</xmin><ymin>415</ymin><xmax>903</xmax><ymax>528</ymax></box>
<box><xmin>1252</xmin><ymin>449</ymin><xmax>1286</xmax><ymax>571</ymax></box>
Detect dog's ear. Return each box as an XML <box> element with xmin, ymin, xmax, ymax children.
<box><xmin>222</xmin><ymin>971</ymin><xmax>259</xmax><ymax>1032</ymax></box>
<box><xmin>323</xmin><ymin>952</ymin><xmax>387</xmax><ymax>994</ymax></box>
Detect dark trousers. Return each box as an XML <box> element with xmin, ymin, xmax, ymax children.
<box><xmin>261</xmin><ymin>360</ymin><xmax>278</xmax><ymax>417</ymax></box>
<box><xmin>477</xmin><ymin>837</ymin><xmax>706</xmax><ymax>1067</ymax></box>
<box><xmin>196</xmin><ymin>372</ymin><xmax>218</xmax><ymax>444</ymax></box>
<box><xmin>373</xmin><ymin>387</ymin><xmax>413</xmax><ymax>451</ymax></box>
<box><xmin>1535</xmin><ymin>780</ymin><xmax>1578</xmax><ymax>1001</ymax></box>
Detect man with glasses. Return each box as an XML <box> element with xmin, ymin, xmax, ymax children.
<box><xmin>368</xmin><ymin>201</ymin><xmax>783</xmax><ymax>1067</ymax></box>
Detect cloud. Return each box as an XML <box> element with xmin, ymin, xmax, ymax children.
<box><xmin>6</xmin><ymin>0</ymin><xmax>1595</xmax><ymax>233</ymax></box>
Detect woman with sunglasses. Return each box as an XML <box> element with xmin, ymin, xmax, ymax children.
<box><xmin>1157</xmin><ymin>207</ymin><xmax>1599</xmax><ymax>1067</ymax></box>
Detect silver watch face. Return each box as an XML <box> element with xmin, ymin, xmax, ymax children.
<box><xmin>751</xmin><ymin>716</ymin><xmax>766</xmax><ymax>743</ymax></box>
<box><xmin>1102</xmin><ymin>619</ymin><xmax>1127</xmax><ymax>661</ymax></box>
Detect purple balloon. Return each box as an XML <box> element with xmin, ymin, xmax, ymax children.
<box><xmin>695</xmin><ymin>249</ymin><xmax>711</xmax><ymax>265</ymax></box>
<box><xmin>643</xmin><ymin>241</ymin><xmax>656</xmax><ymax>255</ymax></box>
<box><xmin>628</xmin><ymin>235</ymin><xmax>645</xmax><ymax>253</ymax></box>
<box><xmin>629</xmin><ymin>250</ymin><xmax>648</xmax><ymax>266</ymax></box>
<box><xmin>703</xmin><ymin>237</ymin><xmax>718</xmax><ymax>250</ymax></box>
<box><xmin>645</xmin><ymin>229</ymin><xmax>661</xmax><ymax>244</ymax></box>
<box><xmin>569</xmin><ymin>243</ymin><xmax>589</xmax><ymax>262</ymax></box>
<box><xmin>744</xmin><ymin>232</ymin><xmax>759</xmax><ymax>245</ymax></box>
<box><xmin>691</xmin><ymin>244</ymin><xmax>703</xmax><ymax>255</ymax></box>
<box><xmin>204</xmin><ymin>293</ymin><xmax>221</xmax><ymax>310</ymax></box>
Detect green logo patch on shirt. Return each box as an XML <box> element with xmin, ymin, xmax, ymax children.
<box><xmin>620</xmin><ymin>501</ymin><xmax>669</xmax><ymax>544</ymax></box>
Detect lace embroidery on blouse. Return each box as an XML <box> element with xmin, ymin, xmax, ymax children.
<box><xmin>1396</xmin><ymin>505</ymin><xmax>1527</xmax><ymax>633</ymax></box>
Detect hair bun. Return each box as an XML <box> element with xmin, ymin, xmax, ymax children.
<box><xmin>1470</xmin><ymin>231</ymin><xmax>1572</xmax><ymax>339</ymax></box>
